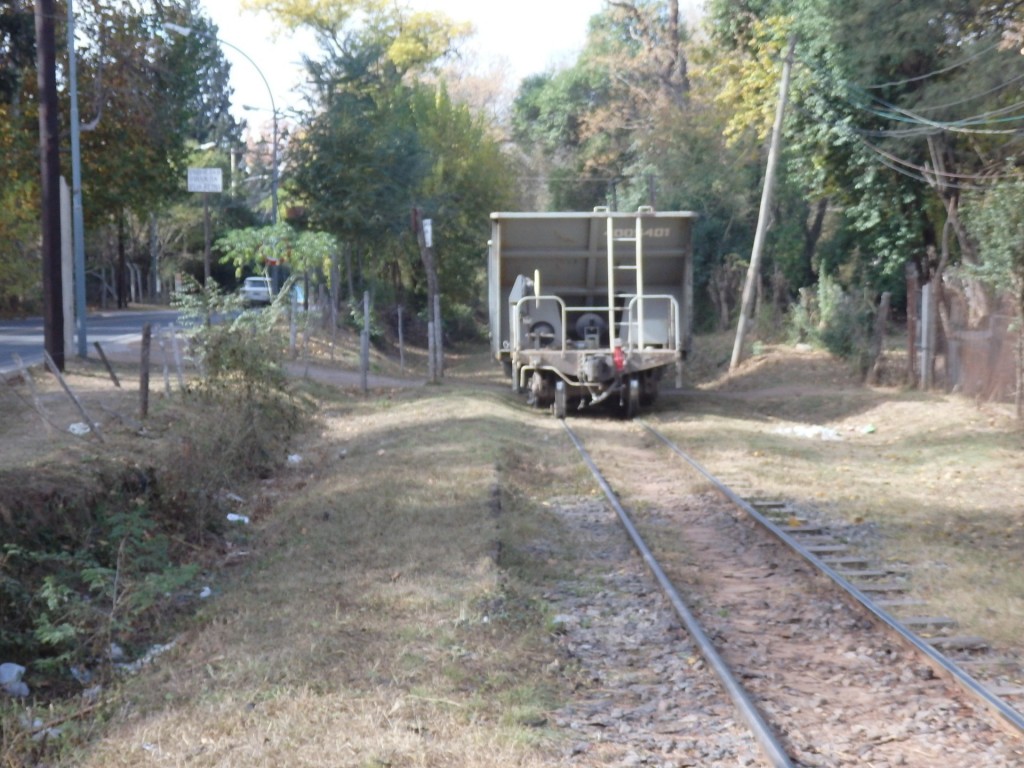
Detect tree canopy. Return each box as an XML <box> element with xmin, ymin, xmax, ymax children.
<box><xmin>7</xmin><ymin>0</ymin><xmax>1024</xmax><ymax>371</ymax></box>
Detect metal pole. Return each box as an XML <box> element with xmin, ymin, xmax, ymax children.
<box><xmin>164</xmin><ymin>26</ymin><xmax>277</xmax><ymax>224</ymax></box>
<box><xmin>271</xmin><ymin>110</ymin><xmax>278</xmax><ymax>224</ymax></box>
<box><xmin>203</xmin><ymin>192</ymin><xmax>211</xmax><ymax>284</ymax></box>
<box><xmin>140</xmin><ymin>323</ymin><xmax>151</xmax><ymax>419</ymax></box>
<box><xmin>67</xmin><ymin>0</ymin><xmax>87</xmax><ymax>357</ymax></box>
<box><xmin>730</xmin><ymin>34</ymin><xmax>796</xmax><ymax>371</ymax></box>
<box><xmin>398</xmin><ymin>305</ymin><xmax>405</xmax><ymax>372</ymax></box>
<box><xmin>219</xmin><ymin>40</ymin><xmax>277</xmax><ymax>224</ymax></box>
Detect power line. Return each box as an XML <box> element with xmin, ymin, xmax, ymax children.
<box><xmin>799</xmin><ymin>59</ymin><xmax>1024</xmax><ymax>136</ymax></box>
<box><xmin>790</xmin><ymin>101</ymin><xmax>1024</xmax><ymax>190</ymax></box>
<box><xmin>863</xmin><ymin>41</ymin><xmax>1002</xmax><ymax>90</ymax></box>
<box><xmin>911</xmin><ymin>70</ymin><xmax>1024</xmax><ymax>113</ymax></box>
<box><xmin>860</xmin><ymin>138</ymin><xmax>1009</xmax><ymax>184</ymax></box>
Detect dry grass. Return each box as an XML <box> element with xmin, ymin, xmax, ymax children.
<box><xmin>57</xmin><ymin>375</ymin><xmax>583</xmax><ymax>767</ymax></box>
<box><xmin>7</xmin><ymin>327</ymin><xmax>1024</xmax><ymax>765</ymax></box>
<box><xmin>652</xmin><ymin>332</ymin><xmax>1024</xmax><ymax>651</ymax></box>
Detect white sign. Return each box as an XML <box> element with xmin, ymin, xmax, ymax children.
<box><xmin>423</xmin><ymin>218</ymin><xmax>433</xmax><ymax>248</ymax></box>
<box><xmin>188</xmin><ymin>167</ymin><xmax>223</xmax><ymax>193</ymax></box>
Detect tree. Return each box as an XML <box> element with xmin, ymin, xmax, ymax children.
<box><xmin>510</xmin><ymin>2</ymin><xmax>697</xmax><ymax>212</ymax></box>
<box><xmin>262</xmin><ymin>0</ymin><xmax>514</xmax><ymax>336</ymax></box>
<box><xmin>410</xmin><ymin>82</ymin><xmax>515</xmax><ymax>309</ymax></box>
<box><xmin>704</xmin><ymin>0</ymin><xmax>1024</xmax><ymax>370</ymax></box>
<box><xmin>0</xmin><ymin>1</ymin><xmax>39</xmax><ymax>312</ymax></box>
<box><xmin>68</xmin><ymin>0</ymin><xmax>237</xmax><ymax>305</ymax></box>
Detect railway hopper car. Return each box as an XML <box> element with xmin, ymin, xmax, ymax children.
<box><xmin>488</xmin><ymin>207</ymin><xmax>696</xmax><ymax>417</ymax></box>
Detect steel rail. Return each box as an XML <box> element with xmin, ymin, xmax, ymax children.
<box><xmin>561</xmin><ymin>421</ymin><xmax>795</xmax><ymax>768</ymax></box>
<box><xmin>640</xmin><ymin>420</ymin><xmax>1024</xmax><ymax>737</ymax></box>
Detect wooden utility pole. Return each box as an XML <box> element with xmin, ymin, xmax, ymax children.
<box><xmin>730</xmin><ymin>34</ymin><xmax>796</xmax><ymax>372</ymax></box>
<box><xmin>36</xmin><ymin>0</ymin><xmax>65</xmax><ymax>371</ymax></box>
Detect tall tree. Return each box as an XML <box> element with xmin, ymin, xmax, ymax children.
<box><xmin>0</xmin><ymin>1</ymin><xmax>39</xmax><ymax>311</ymax></box>
<box><xmin>265</xmin><ymin>0</ymin><xmax>514</xmax><ymax>326</ymax></box>
<box><xmin>71</xmin><ymin>0</ymin><xmax>235</xmax><ymax>304</ymax></box>
<box><xmin>512</xmin><ymin>2</ymin><xmax>693</xmax><ymax>211</ymax></box>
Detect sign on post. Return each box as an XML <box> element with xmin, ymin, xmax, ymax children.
<box><xmin>187</xmin><ymin>167</ymin><xmax>223</xmax><ymax>193</ymax></box>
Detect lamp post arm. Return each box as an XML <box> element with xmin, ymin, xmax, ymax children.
<box><xmin>163</xmin><ymin>24</ymin><xmax>279</xmax><ymax>224</ymax></box>
<box><xmin>218</xmin><ymin>39</ymin><xmax>278</xmax><ymax>224</ymax></box>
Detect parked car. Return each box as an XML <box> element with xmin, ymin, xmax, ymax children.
<box><xmin>240</xmin><ymin>276</ymin><xmax>272</xmax><ymax>305</ymax></box>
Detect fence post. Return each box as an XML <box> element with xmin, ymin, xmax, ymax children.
<box><xmin>140</xmin><ymin>323</ymin><xmax>151</xmax><ymax>419</ymax></box>
<box><xmin>361</xmin><ymin>290</ymin><xmax>370</xmax><ymax>395</ymax></box>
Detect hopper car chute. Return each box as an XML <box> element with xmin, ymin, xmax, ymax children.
<box><xmin>488</xmin><ymin>207</ymin><xmax>696</xmax><ymax>418</ymax></box>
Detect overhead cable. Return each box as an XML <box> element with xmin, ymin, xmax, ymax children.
<box><xmin>863</xmin><ymin>41</ymin><xmax>1002</xmax><ymax>89</ymax></box>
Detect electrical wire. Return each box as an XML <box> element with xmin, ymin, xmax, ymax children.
<box><xmin>798</xmin><ymin>55</ymin><xmax>1024</xmax><ymax>136</ymax></box>
<box><xmin>863</xmin><ymin>41</ymin><xmax>1002</xmax><ymax>89</ymax></box>
<box><xmin>911</xmin><ymin>70</ymin><xmax>1024</xmax><ymax>113</ymax></box>
<box><xmin>790</xmin><ymin>101</ymin><xmax>1024</xmax><ymax>191</ymax></box>
<box><xmin>860</xmin><ymin>138</ymin><xmax>1007</xmax><ymax>183</ymax></box>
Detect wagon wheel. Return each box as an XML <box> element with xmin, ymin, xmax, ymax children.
<box><xmin>623</xmin><ymin>376</ymin><xmax>640</xmax><ymax>420</ymax></box>
<box><xmin>554</xmin><ymin>380</ymin><xmax>567</xmax><ymax>420</ymax></box>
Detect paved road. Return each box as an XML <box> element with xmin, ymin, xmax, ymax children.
<box><xmin>0</xmin><ymin>309</ymin><xmax>180</xmax><ymax>375</ymax></box>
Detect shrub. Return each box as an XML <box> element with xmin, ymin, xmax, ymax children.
<box><xmin>173</xmin><ymin>276</ymin><xmax>290</xmax><ymax>402</ymax></box>
<box><xmin>788</xmin><ymin>276</ymin><xmax>874</xmax><ymax>373</ymax></box>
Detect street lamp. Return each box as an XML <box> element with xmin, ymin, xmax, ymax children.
<box><xmin>164</xmin><ymin>23</ymin><xmax>278</xmax><ymax>224</ymax></box>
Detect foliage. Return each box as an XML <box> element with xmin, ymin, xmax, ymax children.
<box><xmin>788</xmin><ymin>275</ymin><xmax>874</xmax><ymax>372</ymax></box>
<box><xmin>74</xmin><ymin>1</ymin><xmax>231</xmax><ymax>227</ymax></box>
<box><xmin>2</xmin><ymin>504</ymin><xmax>199</xmax><ymax>671</ymax></box>
<box><xmin>240</xmin><ymin>0</ymin><xmax>471</xmax><ymax>77</ymax></box>
<box><xmin>0</xmin><ymin>3</ymin><xmax>44</xmax><ymax>313</ymax></box>
<box><xmin>172</xmin><ymin>276</ymin><xmax>294</xmax><ymax>404</ymax></box>
<box><xmin>0</xmin><ymin>0</ymin><xmax>239</xmax><ymax>310</ymax></box>
<box><xmin>695</xmin><ymin>0</ymin><xmax>1024</xmax><ymax>328</ymax></box>
<box><xmin>961</xmin><ymin>173</ymin><xmax>1024</xmax><ymax>305</ymax></box>
<box><xmin>275</xmin><ymin>0</ymin><xmax>515</xmax><ymax>337</ymax></box>
<box><xmin>290</xmin><ymin>86</ymin><xmax>424</xmax><ymax>248</ymax></box>
<box><xmin>0</xmin><ymin>1</ymin><xmax>34</xmax><ymax>104</ymax></box>
<box><xmin>409</xmin><ymin>83</ymin><xmax>516</xmax><ymax>309</ymax></box>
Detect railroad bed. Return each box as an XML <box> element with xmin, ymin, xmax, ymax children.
<box><xmin>533</xmin><ymin>416</ymin><xmax>1024</xmax><ymax>767</ymax></box>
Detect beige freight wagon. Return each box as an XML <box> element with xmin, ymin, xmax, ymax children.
<box><xmin>488</xmin><ymin>207</ymin><xmax>696</xmax><ymax>418</ymax></box>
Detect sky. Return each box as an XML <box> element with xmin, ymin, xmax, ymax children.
<box><xmin>201</xmin><ymin>0</ymin><xmax>704</xmax><ymax>122</ymax></box>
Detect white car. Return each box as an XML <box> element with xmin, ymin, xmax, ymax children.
<box><xmin>240</xmin><ymin>276</ymin><xmax>272</xmax><ymax>305</ymax></box>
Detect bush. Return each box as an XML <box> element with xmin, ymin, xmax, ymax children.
<box><xmin>3</xmin><ymin>502</ymin><xmax>199</xmax><ymax>674</ymax></box>
<box><xmin>788</xmin><ymin>276</ymin><xmax>874</xmax><ymax>373</ymax></box>
<box><xmin>174</xmin><ymin>276</ymin><xmax>290</xmax><ymax>402</ymax></box>
<box><xmin>1</xmin><ymin>280</ymin><xmax>313</xmax><ymax>695</ymax></box>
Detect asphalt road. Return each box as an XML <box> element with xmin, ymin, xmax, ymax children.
<box><xmin>0</xmin><ymin>309</ymin><xmax>180</xmax><ymax>375</ymax></box>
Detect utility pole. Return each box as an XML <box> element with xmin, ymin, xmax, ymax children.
<box><xmin>730</xmin><ymin>34</ymin><xmax>796</xmax><ymax>372</ymax></box>
<box><xmin>68</xmin><ymin>0</ymin><xmax>88</xmax><ymax>356</ymax></box>
<box><xmin>36</xmin><ymin>0</ymin><xmax>64</xmax><ymax>370</ymax></box>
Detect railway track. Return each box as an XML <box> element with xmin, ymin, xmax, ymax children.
<box><xmin>547</xmin><ymin>417</ymin><xmax>1024</xmax><ymax>767</ymax></box>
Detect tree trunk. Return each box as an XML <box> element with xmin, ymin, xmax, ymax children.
<box><xmin>800</xmin><ymin>198</ymin><xmax>828</xmax><ymax>286</ymax></box>
<box><xmin>345</xmin><ymin>244</ymin><xmax>355</xmax><ymax>303</ymax></box>
<box><xmin>866</xmin><ymin>291</ymin><xmax>891</xmax><ymax>385</ymax></box>
<box><xmin>666</xmin><ymin>0</ymin><xmax>689</xmax><ymax>94</ymax></box>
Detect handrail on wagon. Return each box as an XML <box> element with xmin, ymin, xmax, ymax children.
<box><xmin>511</xmin><ymin>294</ymin><xmax>568</xmax><ymax>353</ymax></box>
<box><xmin>622</xmin><ymin>294</ymin><xmax>681</xmax><ymax>352</ymax></box>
